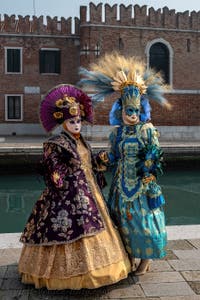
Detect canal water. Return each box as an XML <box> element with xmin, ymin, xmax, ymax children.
<box><xmin>0</xmin><ymin>161</ymin><xmax>200</xmax><ymax>233</ymax></box>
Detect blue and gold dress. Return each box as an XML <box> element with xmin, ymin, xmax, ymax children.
<box><xmin>107</xmin><ymin>122</ymin><xmax>167</xmax><ymax>259</ymax></box>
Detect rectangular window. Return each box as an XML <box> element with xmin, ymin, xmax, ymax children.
<box><xmin>39</xmin><ymin>49</ymin><xmax>61</xmax><ymax>74</ymax></box>
<box><xmin>5</xmin><ymin>95</ymin><xmax>23</xmax><ymax>121</ymax></box>
<box><xmin>5</xmin><ymin>47</ymin><xmax>22</xmax><ymax>73</ymax></box>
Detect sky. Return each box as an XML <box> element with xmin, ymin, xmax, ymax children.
<box><xmin>0</xmin><ymin>0</ymin><xmax>199</xmax><ymax>20</ymax></box>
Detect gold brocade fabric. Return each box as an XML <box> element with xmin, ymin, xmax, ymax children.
<box><xmin>18</xmin><ymin>140</ymin><xmax>131</xmax><ymax>289</ymax></box>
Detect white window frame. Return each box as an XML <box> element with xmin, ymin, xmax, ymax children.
<box><xmin>5</xmin><ymin>94</ymin><xmax>23</xmax><ymax>121</ymax></box>
<box><xmin>5</xmin><ymin>47</ymin><xmax>23</xmax><ymax>74</ymax></box>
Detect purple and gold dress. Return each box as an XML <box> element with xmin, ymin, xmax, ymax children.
<box><xmin>18</xmin><ymin>131</ymin><xmax>130</xmax><ymax>290</ymax></box>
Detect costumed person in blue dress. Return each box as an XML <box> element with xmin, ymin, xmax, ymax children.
<box><xmin>78</xmin><ymin>53</ymin><xmax>171</xmax><ymax>275</ymax></box>
<box><xmin>18</xmin><ymin>84</ymin><xmax>131</xmax><ymax>290</ymax></box>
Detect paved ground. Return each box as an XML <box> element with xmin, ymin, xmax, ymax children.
<box><xmin>1</xmin><ymin>239</ymin><xmax>200</xmax><ymax>299</ymax></box>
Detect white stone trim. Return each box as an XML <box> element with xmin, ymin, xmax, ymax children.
<box><xmin>4</xmin><ymin>46</ymin><xmax>23</xmax><ymax>74</ymax></box>
<box><xmin>80</xmin><ymin>24</ymin><xmax>199</xmax><ymax>34</ymax></box>
<box><xmin>170</xmin><ymin>89</ymin><xmax>200</xmax><ymax>94</ymax></box>
<box><xmin>4</xmin><ymin>94</ymin><xmax>23</xmax><ymax>122</ymax></box>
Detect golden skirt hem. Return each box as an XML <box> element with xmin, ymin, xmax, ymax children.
<box><xmin>20</xmin><ymin>258</ymin><xmax>130</xmax><ymax>290</ymax></box>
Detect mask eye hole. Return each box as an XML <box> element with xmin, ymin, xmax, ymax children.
<box><xmin>125</xmin><ymin>107</ymin><xmax>135</xmax><ymax>116</ymax></box>
<box><xmin>135</xmin><ymin>109</ymin><xmax>139</xmax><ymax>115</ymax></box>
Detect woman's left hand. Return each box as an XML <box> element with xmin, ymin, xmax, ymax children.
<box><xmin>142</xmin><ymin>174</ymin><xmax>156</xmax><ymax>184</ymax></box>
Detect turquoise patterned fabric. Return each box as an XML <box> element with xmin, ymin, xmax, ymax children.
<box><xmin>107</xmin><ymin>123</ymin><xmax>167</xmax><ymax>259</ymax></box>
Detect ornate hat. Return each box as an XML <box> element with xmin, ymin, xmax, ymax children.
<box><xmin>78</xmin><ymin>53</ymin><xmax>171</xmax><ymax>125</ymax></box>
<box><xmin>40</xmin><ymin>84</ymin><xmax>93</xmax><ymax>132</ymax></box>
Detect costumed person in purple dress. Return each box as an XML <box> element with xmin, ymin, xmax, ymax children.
<box><xmin>18</xmin><ymin>84</ymin><xmax>131</xmax><ymax>290</ymax></box>
<box><xmin>78</xmin><ymin>53</ymin><xmax>171</xmax><ymax>275</ymax></box>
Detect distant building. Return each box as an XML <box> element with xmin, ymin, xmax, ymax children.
<box><xmin>0</xmin><ymin>3</ymin><xmax>199</xmax><ymax>140</ymax></box>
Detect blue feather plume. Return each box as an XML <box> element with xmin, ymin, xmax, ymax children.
<box><xmin>109</xmin><ymin>99</ymin><xmax>122</xmax><ymax>125</ymax></box>
<box><xmin>143</xmin><ymin>70</ymin><xmax>169</xmax><ymax>107</ymax></box>
<box><xmin>140</xmin><ymin>96</ymin><xmax>151</xmax><ymax>122</ymax></box>
<box><xmin>78</xmin><ymin>67</ymin><xmax>114</xmax><ymax>103</ymax></box>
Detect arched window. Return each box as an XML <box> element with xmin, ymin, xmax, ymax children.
<box><xmin>149</xmin><ymin>42</ymin><xmax>169</xmax><ymax>84</ymax></box>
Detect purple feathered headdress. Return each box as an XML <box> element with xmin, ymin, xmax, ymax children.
<box><xmin>40</xmin><ymin>84</ymin><xmax>93</xmax><ymax>132</ymax></box>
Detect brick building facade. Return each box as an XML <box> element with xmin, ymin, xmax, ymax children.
<box><xmin>0</xmin><ymin>3</ymin><xmax>199</xmax><ymax>140</ymax></box>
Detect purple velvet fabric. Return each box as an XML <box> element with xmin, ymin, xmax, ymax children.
<box><xmin>20</xmin><ymin>132</ymin><xmax>105</xmax><ymax>245</ymax></box>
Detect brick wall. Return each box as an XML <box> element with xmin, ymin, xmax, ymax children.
<box><xmin>0</xmin><ymin>2</ymin><xmax>199</xmax><ymax>131</ymax></box>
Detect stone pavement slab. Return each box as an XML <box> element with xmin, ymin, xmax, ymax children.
<box><xmin>0</xmin><ymin>248</ymin><xmax>21</xmax><ymax>266</ymax></box>
<box><xmin>166</xmin><ymin>226</ymin><xmax>200</xmax><ymax>240</ymax></box>
<box><xmin>188</xmin><ymin>239</ymin><xmax>200</xmax><ymax>249</ymax></box>
<box><xmin>1</xmin><ymin>276</ymin><xmax>25</xmax><ymax>290</ymax></box>
<box><xmin>28</xmin><ymin>290</ymin><xmax>70</xmax><ymax>300</ymax></box>
<box><xmin>102</xmin><ymin>283</ymin><xmax>145</xmax><ymax>298</ymax></box>
<box><xmin>173</xmin><ymin>249</ymin><xmax>200</xmax><ymax>259</ymax></box>
<box><xmin>188</xmin><ymin>282</ymin><xmax>200</xmax><ymax>295</ymax></box>
<box><xmin>167</xmin><ymin>239</ymin><xmax>195</xmax><ymax>250</ymax></box>
<box><xmin>135</xmin><ymin>271</ymin><xmax>183</xmax><ymax>284</ymax></box>
<box><xmin>168</xmin><ymin>259</ymin><xmax>200</xmax><ymax>271</ymax></box>
<box><xmin>0</xmin><ymin>290</ymin><xmax>30</xmax><ymax>300</ymax></box>
<box><xmin>5</xmin><ymin>264</ymin><xmax>18</xmax><ymax>278</ymax></box>
<box><xmin>149</xmin><ymin>260</ymin><xmax>173</xmax><ymax>272</ymax></box>
<box><xmin>0</xmin><ymin>265</ymin><xmax>7</xmax><ymax>278</ymax></box>
<box><xmin>181</xmin><ymin>271</ymin><xmax>200</xmax><ymax>281</ymax></box>
<box><xmin>141</xmin><ymin>282</ymin><xmax>195</xmax><ymax>297</ymax></box>
<box><xmin>164</xmin><ymin>249</ymin><xmax>177</xmax><ymax>260</ymax></box>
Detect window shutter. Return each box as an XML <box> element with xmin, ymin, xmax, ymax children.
<box><xmin>7</xmin><ymin>96</ymin><xmax>21</xmax><ymax>119</ymax></box>
<box><xmin>55</xmin><ymin>50</ymin><xmax>61</xmax><ymax>74</ymax></box>
<box><xmin>39</xmin><ymin>50</ymin><xmax>60</xmax><ymax>73</ymax></box>
<box><xmin>7</xmin><ymin>49</ymin><xmax>20</xmax><ymax>73</ymax></box>
<box><xmin>39</xmin><ymin>50</ymin><xmax>45</xmax><ymax>73</ymax></box>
